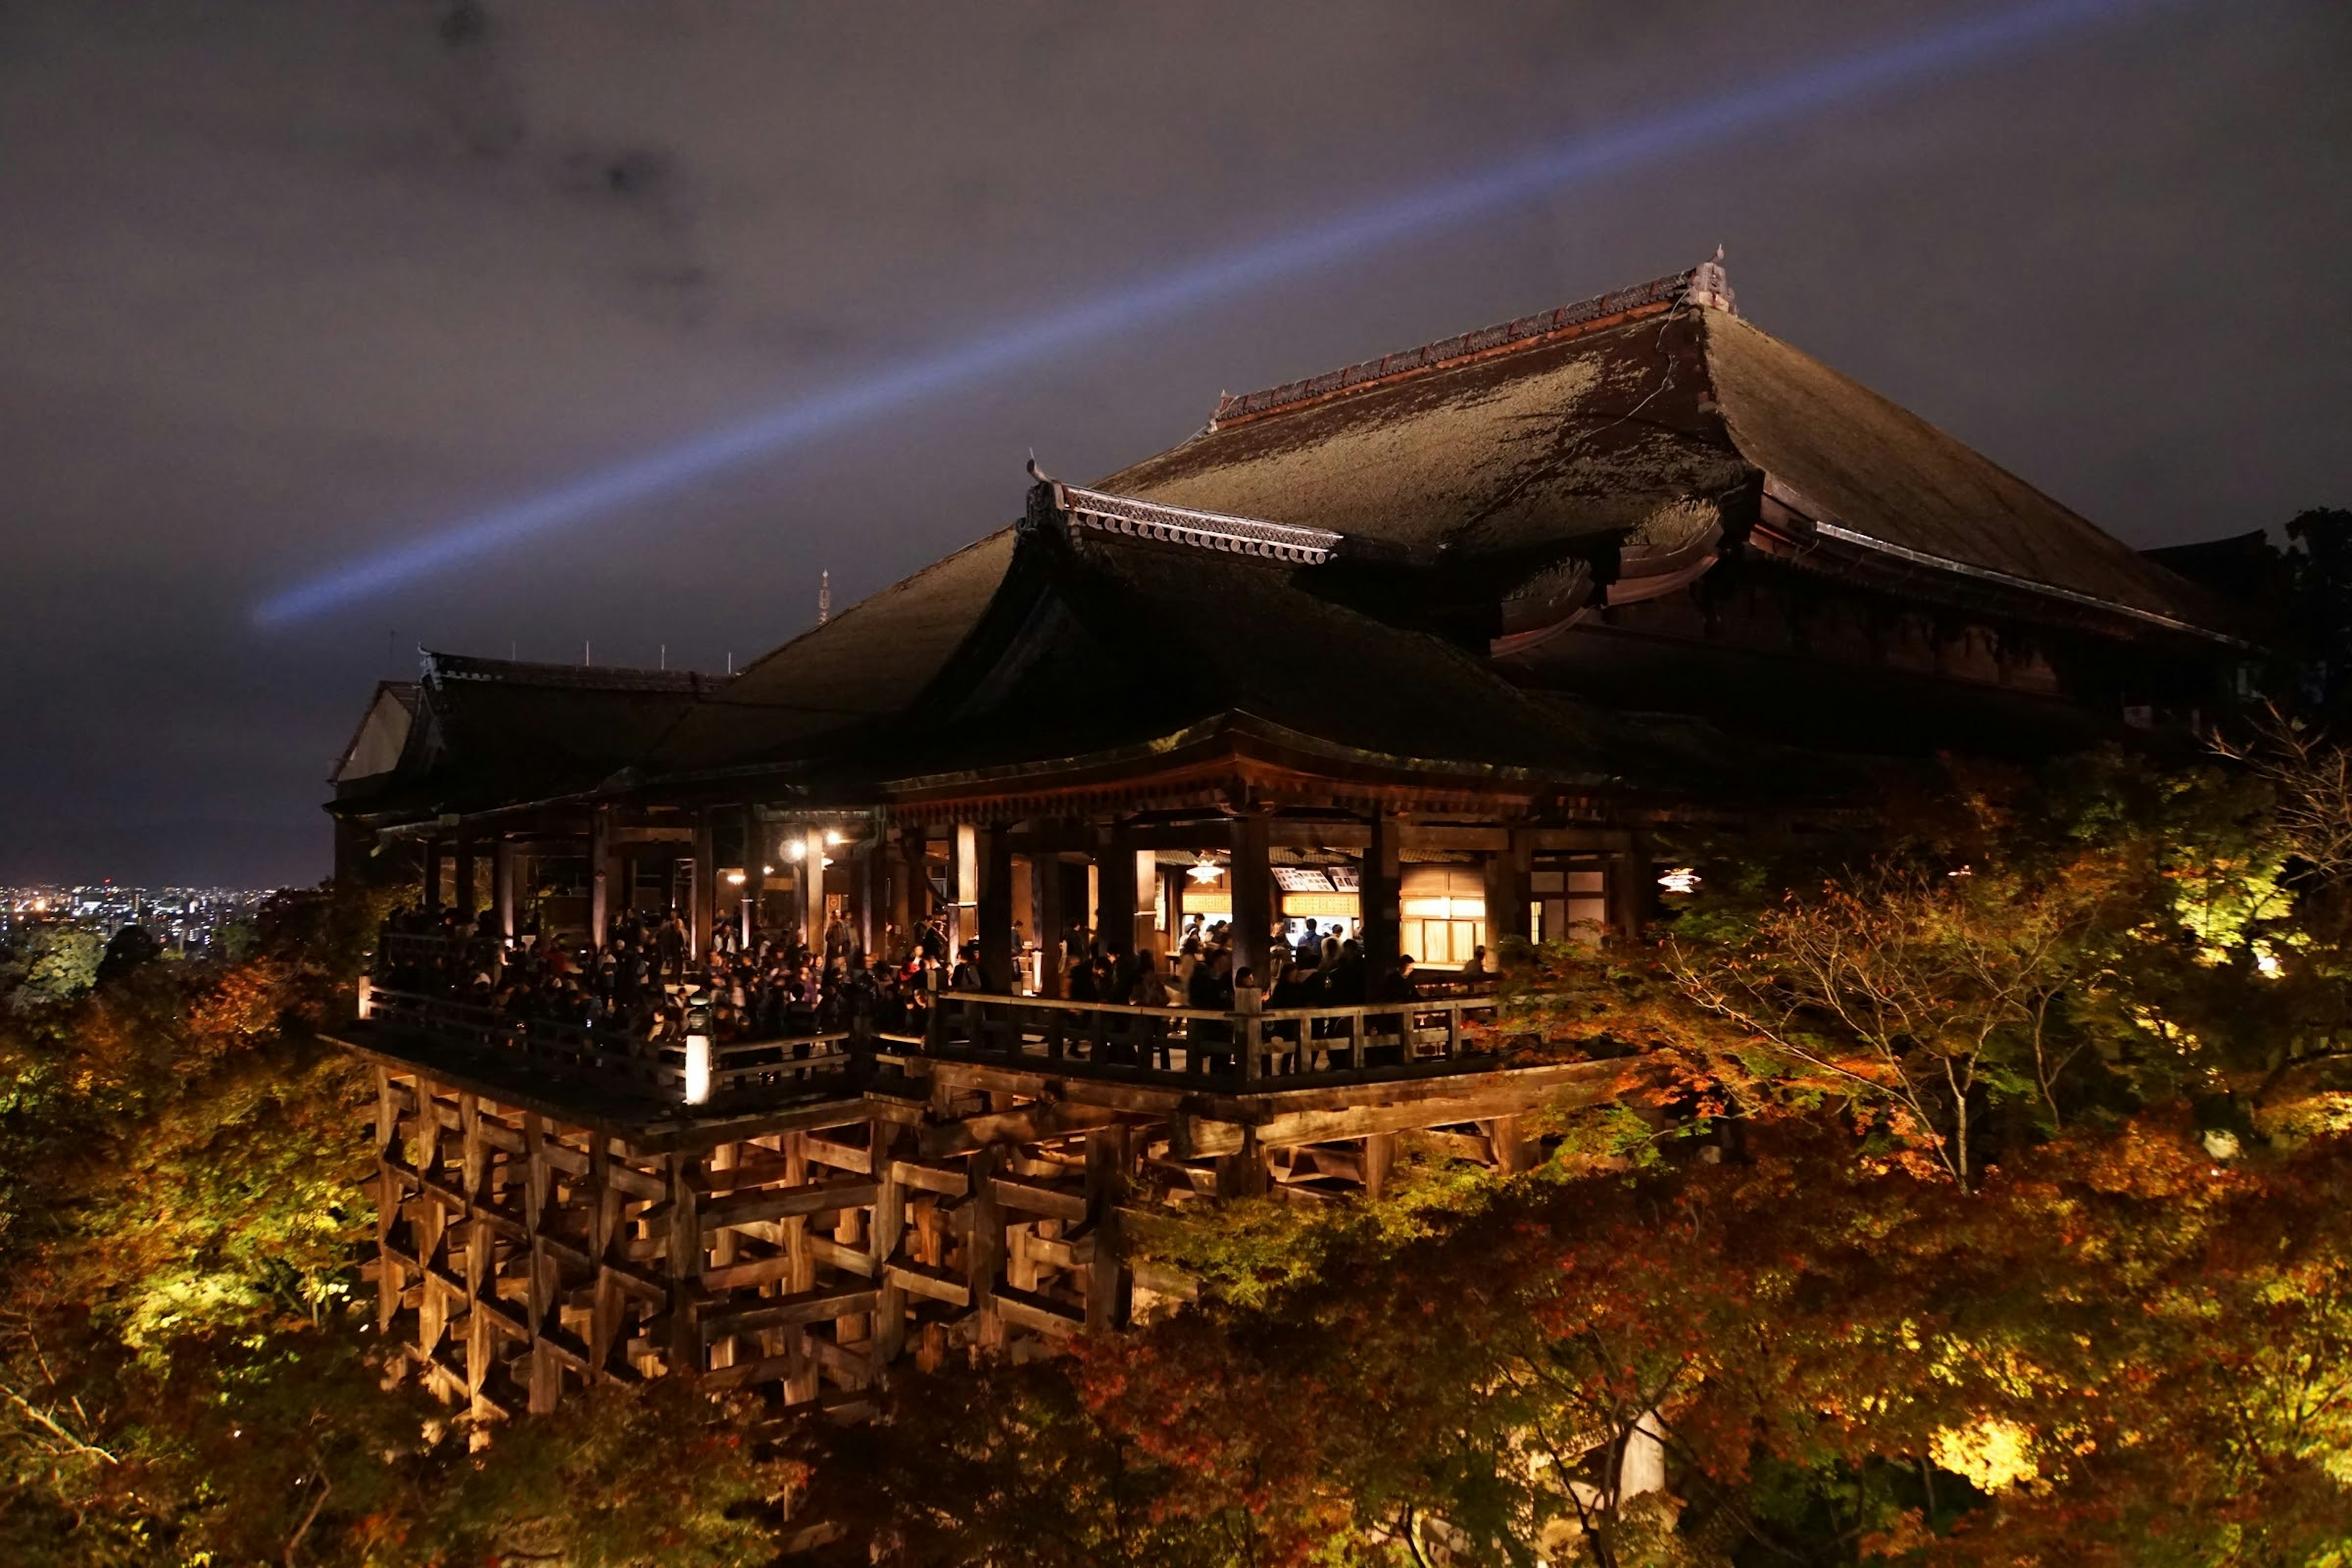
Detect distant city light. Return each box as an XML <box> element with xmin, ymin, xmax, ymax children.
<box><xmin>251</xmin><ymin>0</ymin><xmax>2171</xmax><ymax>627</ymax></box>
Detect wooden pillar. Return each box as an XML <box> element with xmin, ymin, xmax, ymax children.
<box><xmin>871</xmin><ymin>1120</ymin><xmax>907</xmax><ymax>1365</ymax></box>
<box><xmin>521</xmin><ymin>1111</ymin><xmax>560</xmax><ymax>1414</ymax></box>
<box><xmin>588</xmin><ymin>1136</ymin><xmax>620</xmax><ymax>1378</ymax></box>
<box><xmin>1611</xmin><ymin>832</ymin><xmax>1654</xmax><ymax>944</ymax></box>
<box><xmin>1229</xmin><ymin>813</ymin><xmax>1274</xmax><ymax>985</ymax></box>
<box><xmin>967</xmin><ymin>1145</ymin><xmax>1004</xmax><ymax>1350</ymax></box>
<box><xmin>452</xmin><ymin>835</ymin><xmax>477</xmax><ymax>919</ymax></box>
<box><xmin>859</xmin><ymin>816</ymin><xmax>884</xmax><ymax>960</ymax></box>
<box><xmin>741</xmin><ymin>805</ymin><xmax>764</xmax><ymax>948</ymax></box>
<box><xmin>423</xmin><ymin>839</ymin><xmax>444</xmax><ymax>914</ymax></box>
<box><xmin>664</xmin><ymin>1153</ymin><xmax>701</xmax><ymax>1379</ymax></box>
<box><xmin>978</xmin><ymin>826</ymin><xmax>1014</xmax><ymax>990</ymax></box>
<box><xmin>588</xmin><ymin>809</ymin><xmax>612</xmax><ymax>951</ymax></box>
<box><xmin>1133</xmin><ymin>848</ymin><xmax>1161</xmax><ymax>962</ymax></box>
<box><xmin>1363</xmin><ymin>811</ymin><xmax>1403</xmax><ymax>974</ymax></box>
<box><xmin>1035</xmin><ymin>841</ymin><xmax>1065</xmax><ymax>1000</ymax></box>
<box><xmin>949</xmin><ymin>823</ymin><xmax>978</xmax><ymax>954</ymax></box>
<box><xmin>1362</xmin><ymin>1132</ymin><xmax>1397</xmax><ymax>1200</ymax></box>
<box><xmin>492</xmin><ymin>838</ymin><xmax>517</xmax><ymax>940</ymax></box>
<box><xmin>690</xmin><ymin>812</ymin><xmax>716</xmax><ymax>960</ymax></box>
<box><xmin>1099</xmin><ymin>824</ymin><xmax>1137</xmax><ymax>959</ymax></box>
<box><xmin>801</xmin><ymin>827</ymin><xmax>828</xmax><ymax>949</ymax></box>
<box><xmin>1215</xmin><ymin>1125</ymin><xmax>1270</xmax><ymax>1199</ymax></box>
<box><xmin>1084</xmin><ymin>1125</ymin><xmax>1129</xmax><ymax>1332</ymax></box>
<box><xmin>1485</xmin><ymin>826</ymin><xmax>1532</xmax><ymax>949</ymax></box>
<box><xmin>374</xmin><ymin>1068</ymin><xmax>402</xmax><ymax>1336</ymax></box>
<box><xmin>893</xmin><ymin>827</ymin><xmax>921</xmax><ymax>951</ymax></box>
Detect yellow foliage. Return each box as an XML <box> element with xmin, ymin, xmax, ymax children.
<box><xmin>1931</xmin><ymin>1417</ymin><xmax>2041</xmax><ymax>1493</ymax></box>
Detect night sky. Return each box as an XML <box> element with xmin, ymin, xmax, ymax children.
<box><xmin>2</xmin><ymin>1</ymin><xmax>2345</xmax><ymax>888</ymax></box>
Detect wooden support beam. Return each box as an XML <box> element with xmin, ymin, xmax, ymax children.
<box><xmin>700</xmin><ymin>1177</ymin><xmax>880</xmax><ymax>1234</ymax></box>
<box><xmin>700</xmin><ymin>1286</ymin><xmax>880</xmax><ymax>1343</ymax></box>
<box><xmin>884</xmin><ymin>1261</ymin><xmax>971</xmax><ymax>1308</ymax></box>
<box><xmin>989</xmin><ymin>1175</ymin><xmax>1088</xmax><ymax>1223</ymax></box>
<box><xmin>994</xmin><ymin>1285</ymin><xmax>1084</xmax><ymax>1338</ymax></box>
<box><xmin>916</xmin><ymin>1101</ymin><xmax>1120</xmax><ymax>1159</ymax></box>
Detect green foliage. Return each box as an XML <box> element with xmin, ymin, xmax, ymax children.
<box><xmin>1</xmin><ymin>925</ymin><xmax>104</xmax><ymax>1013</ymax></box>
<box><xmin>0</xmin><ymin>885</ymin><xmax>804</xmax><ymax>1566</ymax></box>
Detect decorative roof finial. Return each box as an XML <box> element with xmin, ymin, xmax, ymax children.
<box><xmin>1688</xmin><ymin>247</ymin><xmax>1736</xmax><ymax>316</ymax></box>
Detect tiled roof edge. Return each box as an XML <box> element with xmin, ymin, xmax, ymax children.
<box><xmin>423</xmin><ymin>650</ymin><xmax>723</xmax><ymax>695</ymax></box>
<box><xmin>1047</xmin><ymin>482</ymin><xmax>1343</xmax><ymax>566</ymax></box>
<box><xmin>1208</xmin><ymin>255</ymin><xmax>1735</xmax><ymax>430</ymax></box>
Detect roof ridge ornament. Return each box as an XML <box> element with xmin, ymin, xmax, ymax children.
<box><xmin>1207</xmin><ymin>255</ymin><xmax>1736</xmax><ymax>430</ymax></box>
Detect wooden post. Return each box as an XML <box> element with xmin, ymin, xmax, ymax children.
<box><xmin>950</xmin><ymin>823</ymin><xmax>978</xmax><ymax>955</ymax></box>
<box><xmin>665</xmin><ymin>1152</ymin><xmax>701</xmax><ymax>1380</ymax></box>
<box><xmin>859</xmin><ymin>813</ymin><xmax>884</xmax><ymax>959</ymax></box>
<box><xmin>802</xmin><ymin>827</ymin><xmax>829</xmax><ymax>949</ymax></box>
<box><xmin>978</xmin><ymin>826</ymin><xmax>1014</xmax><ymax>991</ymax></box>
<box><xmin>741</xmin><ymin>805</ymin><xmax>764</xmax><ymax>948</ymax></box>
<box><xmin>1099</xmin><ymin>823</ymin><xmax>1137</xmax><ymax>960</ymax></box>
<box><xmin>895</xmin><ymin>827</ymin><xmax>922</xmax><ymax>949</ymax></box>
<box><xmin>589</xmin><ymin>809</ymin><xmax>611</xmax><ymax>951</ymax></box>
<box><xmin>453</xmin><ymin>835</ymin><xmax>477</xmax><ymax>919</ymax></box>
<box><xmin>1036</xmin><ymin>839</ymin><xmax>1065</xmax><ymax>1000</ymax></box>
<box><xmin>589</xmin><ymin>1136</ymin><xmax>620</xmax><ymax>1378</ymax></box>
<box><xmin>423</xmin><ymin>839</ymin><xmax>444</xmax><ymax>914</ymax></box>
<box><xmin>967</xmin><ymin>1145</ymin><xmax>1003</xmax><ymax>1351</ymax></box>
<box><xmin>459</xmin><ymin>1094</ymin><xmax>491</xmax><ymax>1413</ymax></box>
<box><xmin>766</xmin><ymin>1133</ymin><xmax>816</xmax><ymax>1403</ymax></box>
<box><xmin>1084</xmin><ymin>1125</ymin><xmax>1130</xmax><ymax>1331</ymax></box>
<box><xmin>492</xmin><ymin>838</ymin><xmax>517</xmax><ymax>940</ymax></box>
<box><xmin>871</xmin><ymin>1120</ymin><xmax>906</xmax><ymax>1366</ymax></box>
<box><xmin>1610</xmin><ymin>832</ymin><xmax>1654</xmax><ymax>944</ymax></box>
<box><xmin>690</xmin><ymin>812</ymin><xmax>716</xmax><ymax>960</ymax></box>
<box><xmin>1362</xmin><ymin>1132</ymin><xmax>1396</xmax><ymax>1200</ymax></box>
<box><xmin>1363</xmin><ymin>811</ymin><xmax>1403</xmax><ymax>974</ymax></box>
<box><xmin>1229</xmin><ymin>813</ymin><xmax>1274</xmax><ymax>984</ymax></box>
<box><xmin>374</xmin><ymin>1068</ymin><xmax>402</xmax><ymax>1336</ymax></box>
<box><xmin>1133</xmin><ymin>847</ymin><xmax>1161</xmax><ymax>963</ymax></box>
<box><xmin>1215</xmin><ymin>1125</ymin><xmax>1269</xmax><ymax>1199</ymax></box>
<box><xmin>1485</xmin><ymin>827</ymin><xmax>1531</xmax><ymax>949</ymax></box>
<box><xmin>522</xmin><ymin>1111</ymin><xmax>560</xmax><ymax>1414</ymax></box>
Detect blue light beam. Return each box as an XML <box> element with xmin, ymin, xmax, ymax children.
<box><xmin>255</xmin><ymin>0</ymin><xmax>2171</xmax><ymax>628</ymax></box>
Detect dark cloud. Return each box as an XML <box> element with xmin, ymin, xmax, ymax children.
<box><xmin>0</xmin><ymin>0</ymin><xmax>2345</xmax><ymax>885</ymax></box>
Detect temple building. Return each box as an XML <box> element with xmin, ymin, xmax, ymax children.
<box><xmin>325</xmin><ymin>257</ymin><xmax>2251</xmax><ymax>1421</ymax></box>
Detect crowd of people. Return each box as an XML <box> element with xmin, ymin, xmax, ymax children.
<box><xmin>374</xmin><ymin>903</ymin><xmax>1485</xmax><ymax>1057</ymax></box>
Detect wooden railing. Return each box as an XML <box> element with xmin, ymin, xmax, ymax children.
<box><xmin>913</xmin><ymin>987</ymin><xmax>1504</xmax><ymax>1090</ymax></box>
<box><xmin>363</xmin><ymin>988</ymin><xmax>857</xmax><ymax>1109</ymax></box>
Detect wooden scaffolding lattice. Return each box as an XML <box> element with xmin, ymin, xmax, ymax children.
<box><xmin>356</xmin><ymin>1025</ymin><xmax>1626</xmax><ymax>1419</ymax></box>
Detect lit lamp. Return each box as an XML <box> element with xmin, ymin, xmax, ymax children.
<box><xmin>356</xmin><ymin>974</ymin><xmax>374</xmax><ymax>1021</ymax></box>
<box><xmin>1186</xmin><ymin>857</ymin><xmax>1223</xmax><ymax>885</ymax></box>
<box><xmin>682</xmin><ymin>997</ymin><xmax>714</xmax><ymax>1106</ymax></box>
<box><xmin>1657</xmin><ymin>867</ymin><xmax>1702</xmax><ymax>895</ymax></box>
